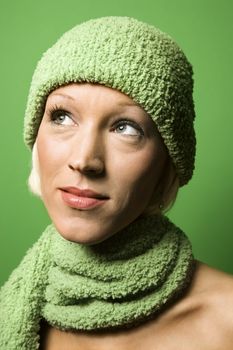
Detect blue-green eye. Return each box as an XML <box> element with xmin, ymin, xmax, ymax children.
<box><xmin>113</xmin><ymin>120</ymin><xmax>144</xmax><ymax>136</ymax></box>
<box><xmin>50</xmin><ymin>109</ymin><xmax>75</xmax><ymax>126</ymax></box>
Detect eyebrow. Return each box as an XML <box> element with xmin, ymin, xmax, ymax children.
<box><xmin>117</xmin><ymin>100</ymin><xmax>141</xmax><ymax>108</ymax></box>
<box><xmin>49</xmin><ymin>93</ymin><xmax>75</xmax><ymax>100</ymax></box>
<box><xmin>49</xmin><ymin>92</ymin><xmax>141</xmax><ymax>108</ymax></box>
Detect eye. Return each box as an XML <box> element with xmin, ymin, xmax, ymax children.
<box><xmin>113</xmin><ymin>119</ymin><xmax>144</xmax><ymax>137</ymax></box>
<box><xmin>49</xmin><ymin>109</ymin><xmax>75</xmax><ymax>126</ymax></box>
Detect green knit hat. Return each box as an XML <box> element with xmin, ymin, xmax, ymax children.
<box><xmin>24</xmin><ymin>16</ymin><xmax>196</xmax><ymax>186</ymax></box>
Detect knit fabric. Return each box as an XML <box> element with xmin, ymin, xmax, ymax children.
<box><xmin>0</xmin><ymin>215</ymin><xmax>194</xmax><ymax>349</ymax></box>
<box><xmin>24</xmin><ymin>16</ymin><xmax>196</xmax><ymax>186</ymax></box>
<box><xmin>0</xmin><ymin>230</ymin><xmax>52</xmax><ymax>349</ymax></box>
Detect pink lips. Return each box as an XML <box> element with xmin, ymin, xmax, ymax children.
<box><xmin>60</xmin><ymin>187</ymin><xmax>109</xmax><ymax>210</ymax></box>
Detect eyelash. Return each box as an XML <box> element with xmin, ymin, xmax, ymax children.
<box><xmin>112</xmin><ymin>119</ymin><xmax>144</xmax><ymax>136</ymax></box>
<box><xmin>48</xmin><ymin>106</ymin><xmax>72</xmax><ymax>123</ymax></box>
<box><xmin>47</xmin><ymin>106</ymin><xmax>144</xmax><ymax>136</ymax></box>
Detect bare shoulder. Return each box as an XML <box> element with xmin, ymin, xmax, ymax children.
<box><xmin>185</xmin><ymin>261</ymin><xmax>233</xmax><ymax>348</ymax></box>
<box><xmin>134</xmin><ymin>261</ymin><xmax>233</xmax><ymax>350</ymax></box>
<box><xmin>192</xmin><ymin>260</ymin><xmax>233</xmax><ymax>305</ymax></box>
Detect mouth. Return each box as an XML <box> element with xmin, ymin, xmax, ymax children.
<box><xmin>59</xmin><ymin>186</ymin><xmax>109</xmax><ymax>210</ymax></box>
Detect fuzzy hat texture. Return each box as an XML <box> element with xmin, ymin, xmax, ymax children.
<box><xmin>24</xmin><ymin>16</ymin><xmax>196</xmax><ymax>186</ymax></box>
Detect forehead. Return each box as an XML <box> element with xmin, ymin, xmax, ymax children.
<box><xmin>47</xmin><ymin>83</ymin><xmax>141</xmax><ymax>108</ymax></box>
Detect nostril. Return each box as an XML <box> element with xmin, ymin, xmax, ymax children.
<box><xmin>68</xmin><ymin>158</ymin><xmax>105</xmax><ymax>176</ymax></box>
<box><xmin>82</xmin><ymin>162</ymin><xmax>105</xmax><ymax>176</ymax></box>
<box><xmin>68</xmin><ymin>164</ymin><xmax>76</xmax><ymax>171</ymax></box>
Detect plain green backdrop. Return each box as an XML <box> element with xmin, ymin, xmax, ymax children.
<box><xmin>0</xmin><ymin>0</ymin><xmax>232</xmax><ymax>286</ymax></box>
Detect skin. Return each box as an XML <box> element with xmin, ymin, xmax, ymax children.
<box><xmin>37</xmin><ymin>83</ymin><xmax>233</xmax><ymax>349</ymax></box>
<box><xmin>36</xmin><ymin>83</ymin><xmax>168</xmax><ymax>244</ymax></box>
<box><xmin>40</xmin><ymin>262</ymin><xmax>233</xmax><ymax>350</ymax></box>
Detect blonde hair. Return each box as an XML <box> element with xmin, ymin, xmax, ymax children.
<box><xmin>28</xmin><ymin>143</ymin><xmax>42</xmax><ymax>197</ymax></box>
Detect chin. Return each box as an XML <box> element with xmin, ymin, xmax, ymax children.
<box><xmin>52</xmin><ymin>219</ymin><xmax>115</xmax><ymax>245</ymax></box>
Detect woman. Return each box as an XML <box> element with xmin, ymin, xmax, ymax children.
<box><xmin>1</xmin><ymin>16</ymin><xmax>233</xmax><ymax>350</ymax></box>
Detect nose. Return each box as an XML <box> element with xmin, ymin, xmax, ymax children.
<box><xmin>68</xmin><ymin>131</ymin><xmax>105</xmax><ymax>177</ymax></box>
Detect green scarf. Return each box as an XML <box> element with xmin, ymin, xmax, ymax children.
<box><xmin>0</xmin><ymin>215</ymin><xmax>194</xmax><ymax>349</ymax></box>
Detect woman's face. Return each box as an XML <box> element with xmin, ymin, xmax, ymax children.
<box><xmin>36</xmin><ymin>83</ymin><xmax>168</xmax><ymax>244</ymax></box>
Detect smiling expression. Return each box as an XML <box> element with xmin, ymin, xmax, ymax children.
<box><xmin>36</xmin><ymin>83</ymin><xmax>168</xmax><ymax>244</ymax></box>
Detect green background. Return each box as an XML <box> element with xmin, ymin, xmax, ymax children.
<box><xmin>0</xmin><ymin>0</ymin><xmax>232</xmax><ymax>286</ymax></box>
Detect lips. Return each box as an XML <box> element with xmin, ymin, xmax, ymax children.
<box><xmin>59</xmin><ymin>186</ymin><xmax>109</xmax><ymax>209</ymax></box>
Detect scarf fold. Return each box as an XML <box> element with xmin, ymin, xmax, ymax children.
<box><xmin>0</xmin><ymin>215</ymin><xmax>194</xmax><ymax>349</ymax></box>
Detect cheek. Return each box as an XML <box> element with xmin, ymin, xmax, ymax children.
<box><xmin>36</xmin><ymin>131</ymin><xmax>69</xmax><ymax>185</ymax></box>
<box><xmin>111</xmin><ymin>145</ymin><xmax>166</xmax><ymax>201</ymax></box>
